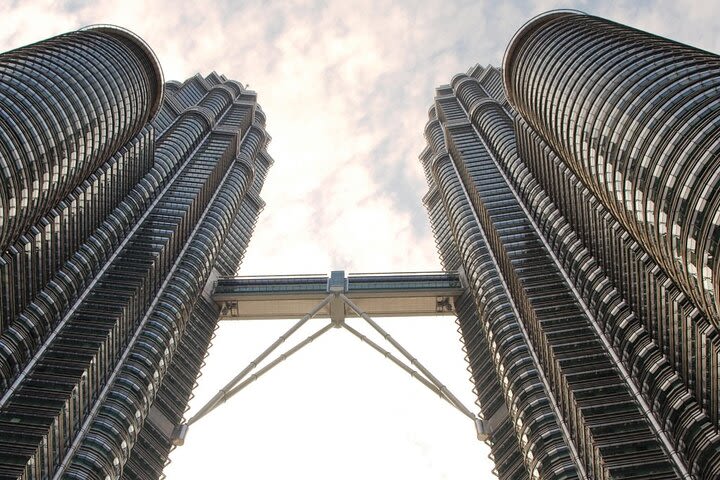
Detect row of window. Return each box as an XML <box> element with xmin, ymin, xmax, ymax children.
<box><xmin>246</xmin><ymin>147</ymin><xmax>272</xmax><ymax>199</ymax></box>
<box><xmin>65</xmin><ymin>140</ymin><xmax>260</xmax><ymax>477</ymax></box>
<box><xmin>424</xmin><ymin>111</ymin><xmax>581</xmax><ymax>479</ymax></box>
<box><xmin>0</xmin><ymin>110</ymin><xmax>218</xmax><ymax>396</ymax></box>
<box><xmin>76</xmin><ymin>84</ymin><xmax>272</xmax><ymax>477</ymax></box>
<box><xmin>439</xmin><ymin>92</ymin><xmax>679</xmax><ymax>478</ymax></box>
<box><xmin>0</xmin><ymin>128</ymin><xmax>236</xmax><ymax>479</ymax></box>
<box><xmin>0</xmin><ymin>29</ymin><xmax>160</xmax><ymax>253</ymax></box>
<box><xmin>462</xmin><ymin>84</ymin><xmax>715</xmax><ymax>478</ymax></box>
<box><xmin>214</xmin><ymin>194</ymin><xmax>263</xmax><ymax>276</ymax></box>
<box><xmin>121</xmin><ymin>297</ymin><xmax>220</xmax><ymax>480</ymax></box>
<box><xmin>522</xmin><ymin>109</ymin><xmax>719</xmax><ymax>404</ymax></box>
<box><xmin>0</xmin><ymin>127</ymin><xmax>153</xmax><ymax>333</ymax></box>
<box><xmin>455</xmin><ymin>293</ymin><xmax>532</xmax><ymax>480</ymax></box>
<box><xmin>0</xmin><ymin>72</ymin><xmax>253</xmax><ymax>476</ymax></box>
<box><xmin>505</xmin><ymin>12</ymin><xmax>720</xmax><ymax>328</ymax></box>
<box><xmin>0</xmin><ymin>65</ymin><xmax>270</xmax><ymax>479</ymax></box>
<box><xmin>455</xmin><ymin>73</ymin><xmax>720</xmax><ymax>478</ymax></box>
<box><xmin>423</xmin><ymin>187</ymin><xmax>463</xmax><ymax>273</ymax></box>
<box><xmin>515</xmin><ymin>115</ymin><xmax>720</xmax><ymax>414</ymax></box>
<box><xmin>513</xmin><ymin>120</ymin><xmax>720</xmax><ymax>478</ymax></box>
<box><xmin>436</xmin><ymin>154</ymin><xmax>582</xmax><ymax>479</ymax></box>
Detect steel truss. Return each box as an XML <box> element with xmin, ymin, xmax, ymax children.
<box><xmin>171</xmin><ymin>293</ymin><xmax>489</xmax><ymax>445</ymax></box>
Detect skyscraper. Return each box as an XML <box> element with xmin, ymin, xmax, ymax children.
<box><xmin>422</xmin><ymin>10</ymin><xmax>720</xmax><ymax>480</ymax></box>
<box><xmin>0</xmin><ymin>26</ymin><xmax>272</xmax><ymax>479</ymax></box>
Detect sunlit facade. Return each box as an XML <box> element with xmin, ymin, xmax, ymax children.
<box><xmin>0</xmin><ymin>27</ymin><xmax>272</xmax><ymax>479</ymax></box>
<box><xmin>422</xmin><ymin>11</ymin><xmax>720</xmax><ymax>480</ymax></box>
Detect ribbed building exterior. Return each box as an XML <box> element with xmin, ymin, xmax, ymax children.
<box><xmin>0</xmin><ymin>27</ymin><xmax>272</xmax><ymax>479</ymax></box>
<box><xmin>422</xmin><ymin>11</ymin><xmax>720</xmax><ymax>480</ymax></box>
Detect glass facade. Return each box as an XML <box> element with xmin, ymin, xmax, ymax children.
<box><xmin>0</xmin><ymin>30</ymin><xmax>272</xmax><ymax>479</ymax></box>
<box><xmin>504</xmin><ymin>12</ymin><xmax>720</xmax><ymax>331</ymax></box>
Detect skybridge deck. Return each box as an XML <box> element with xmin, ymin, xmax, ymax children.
<box><xmin>213</xmin><ymin>270</ymin><xmax>465</xmax><ymax>320</ymax></box>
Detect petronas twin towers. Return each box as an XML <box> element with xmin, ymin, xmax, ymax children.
<box><xmin>1</xmin><ymin>9</ymin><xmax>720</xmax><ymax>480</ymax></box>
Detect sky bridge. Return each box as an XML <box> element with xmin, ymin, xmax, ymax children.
<box><xmin>172</xmin><ymin>270</ymin><xmax>490</xmax><ymax>446</ymax></box>
<box><xmin>213</xmin><ymin>270</ymin><xmax>465</xmax><ymax>321</ymax></box>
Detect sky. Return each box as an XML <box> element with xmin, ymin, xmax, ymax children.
<box><xmin>1</xmin><ymin>0</ymin><xmax>719</xmax><ymax>478</ymax></box>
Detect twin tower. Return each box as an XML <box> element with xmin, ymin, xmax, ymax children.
<box><xmin>1</xmin><ymin>10</ymin><xmax>720</xmax><ymax>480</ymax></box>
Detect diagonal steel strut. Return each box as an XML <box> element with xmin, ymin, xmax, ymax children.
<box><xmin>172</xmin><ymin>292</ymin><xmax>490</xmax><ymax>445</ymax></box>
<box><xmin>181</xmin><ymin>294</ymin><xmax>334</xmax><ymax>431</ymax></box>
<box><xmin>339</xmin><ymin>294</ymin><xmax>478</xmax><ymax>421</ymax></box>
<box><xmin>341</xmin><ymin>322</ymin><xmax>474</xmax><ymax>420</ymax></box>
<box><xmin>219</xmin><ymin>322</ymin><xmax>333</xmax><ymax>402</ymax></box>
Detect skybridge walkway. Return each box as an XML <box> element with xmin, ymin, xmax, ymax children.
<box><xmin>213</xmin><ymin>270</ymin><xmax>464</xmax><ymax>321</ymax></box>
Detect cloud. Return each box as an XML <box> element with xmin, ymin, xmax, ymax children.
<box><xmin>0</xmin><ymin>0</ymin><xmax>79</xmax><ymax>47</ymax></box>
